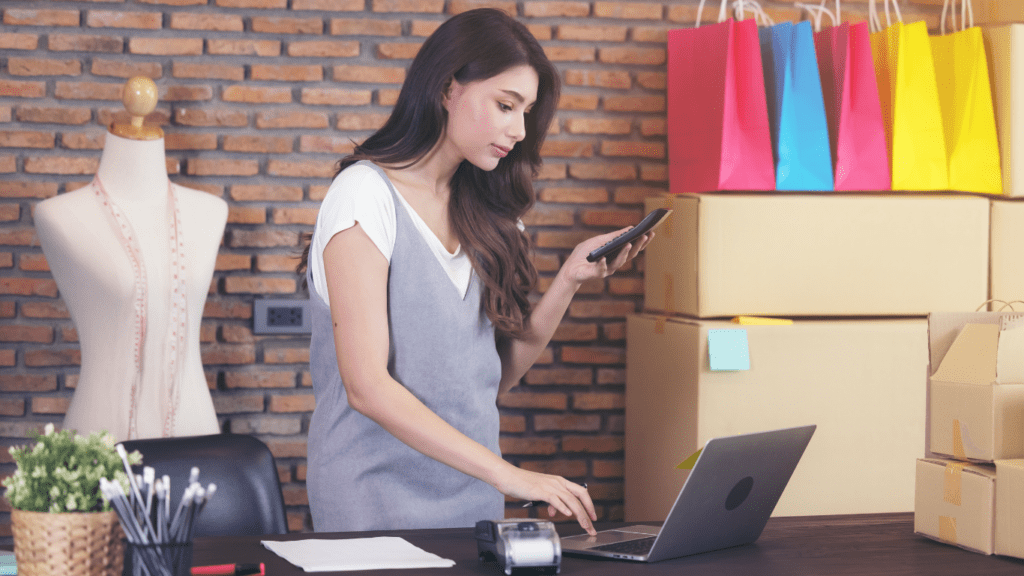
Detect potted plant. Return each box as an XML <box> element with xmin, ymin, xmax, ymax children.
<box><xmin>2</xmin><ymin>424</ymin><xmax>142</xmax><ymax>576</ymax></box>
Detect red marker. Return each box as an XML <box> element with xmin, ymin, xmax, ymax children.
<box><xmin>191</xmin><ymin>563</ymin><xmax>264</xmax><ymax>576</ymax></box>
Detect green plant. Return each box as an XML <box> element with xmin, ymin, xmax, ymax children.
<box><xmin>2</xmin><ymin>424</ymin><xmax>141</xmax><ymax>513</ymax></box>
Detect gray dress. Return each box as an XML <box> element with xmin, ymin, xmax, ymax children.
<box><xmin>307</xmin><ymin>161</ymin><xmax>504</xmax><ymax>532</ymax></box>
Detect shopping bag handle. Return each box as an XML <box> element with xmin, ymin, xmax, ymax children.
<box><xmin>868</xmin><ymin>0</ymin><xmax>903</xmax><ymax>33</ymax></box>
<box><xmin>696</xmin><ymin>0</ymin><xmax>775</xmax><ymax>27</ymax></box>
<box><xmin>940</xmin><ymin>0</ymin><xmax>974</xmax><ymax>35</ymax></box>
<box><xmin>976</xmin><ymin>300</ymin><xmax>1024</xmax><ymax>312</ymax></box>
<box><xmin>796</xmin><ymin>1</ymin><xmax>838</xmax><ymax>32</ymax></box>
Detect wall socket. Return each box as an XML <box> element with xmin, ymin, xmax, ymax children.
<box><xmin>253</xmin><ymin>299</ymin><xmax>313</xmax><ymax>335</ymax></box>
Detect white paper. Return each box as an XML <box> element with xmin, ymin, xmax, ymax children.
<box><xmin>260</xmin><ymin>537</ymin><xmax>455</xmax><ymax>572</ymax></box>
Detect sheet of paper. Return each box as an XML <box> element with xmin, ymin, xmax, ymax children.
<box><xmin>708</xmin><ymin>329</ymin><xmax>750</xmax><ymax>371</ymax></box>
<box><xmin>261</xmin><ymin>537</ymin><xmax>455</xmax><ymax>572</ymax></box>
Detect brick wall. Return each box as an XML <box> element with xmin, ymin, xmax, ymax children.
<box><xmin>0</xmin><ymin>0</ymin><xmax>995</xmax><ymax>538</ymax></box>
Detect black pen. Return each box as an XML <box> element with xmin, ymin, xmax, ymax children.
<box><xmin>522</xmin><ymin>483</ymin><xmax>588</xmax><ymax>508</ymax></box>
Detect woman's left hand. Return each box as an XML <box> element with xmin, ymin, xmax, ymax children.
<box><xmin>560</xmin><ymin>227</ymin><xmax>654</xmax><ymax>287</ymax></box>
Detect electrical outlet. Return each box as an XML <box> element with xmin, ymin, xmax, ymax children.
<box><xmin>253</xmin><ymin>299</ymin><xmax>312</xmax><ymax>335</ymax></box>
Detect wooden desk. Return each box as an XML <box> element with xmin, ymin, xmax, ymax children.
<box><xmin>193</xmin><ymin>513</ymin><xmax>1024</xmax><ymax>575</ymax></box>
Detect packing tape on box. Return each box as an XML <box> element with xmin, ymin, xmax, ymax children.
<box><xmin>939</xmin><ymin>516</ymin><xmax>958</xmax><ymax>544</ymax></box>
<box><xmin>944</xmin><ymin>462</ymin><xmax>966</xmax><ymax>506</ymax></box>
<box><xmin>664</xmin><ymin>273</ymin><xmax>674</xmax><ymax>314</ymax></box>
<box><xmin>952</xmin><ymin>419</ymin><xmax>967</xmax><ymax>460</ymax></box>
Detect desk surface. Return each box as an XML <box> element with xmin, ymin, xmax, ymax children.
<box><xmin>193</xmin><ymin>513</ymin><xmax>1024</xmax><ymax>576</ymax></box>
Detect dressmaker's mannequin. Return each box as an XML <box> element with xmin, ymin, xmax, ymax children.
<box><xmin>35</xmin><ymin>77</ymin><xmax>227</xmax><ymax>441</ymax></box>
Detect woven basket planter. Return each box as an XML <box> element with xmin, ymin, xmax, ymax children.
<box><xmin>11</xmin><ymin>508</ymin><xmax>125</xmax><ymax>576</ymax></box>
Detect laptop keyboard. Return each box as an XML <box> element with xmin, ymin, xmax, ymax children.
<box><xmin>591</xmin><ymin>536</ymin><xmax>656</xmax><ymax>556</ymax></box>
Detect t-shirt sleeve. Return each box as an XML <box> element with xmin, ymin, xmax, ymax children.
<box><xmin>310</xmin><ymin>164</ymin><xmax>395</xmax><ymax>304</ymax></box>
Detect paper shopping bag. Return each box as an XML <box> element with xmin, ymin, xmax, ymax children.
<box><xmin>871</xmin><ymin>20</ymin><xmax>949</xmax><ymax>191</ymax></box>
<box><xmin>667</xmin><ymin>18</ymin><xmax>775</xmax><ymax>193</ymax></box>
<box><xmin>759</xmin><ymin>20</ymin><xmax>833</xmax><ymax>191</ymax></box>
<box><xmin>981</xmin><ymin>25</ymin><xmax>1022</xmax><ymax>196</ymax></box>
<box><xmin>815</xmin><ymin>21</ymin><xmax>891</xmax><ymax>191</ymax></box>
<box><xmin>932</xmin><ymin>26</ymin><xmax>1003</xmax><ymax>194</ymax></box>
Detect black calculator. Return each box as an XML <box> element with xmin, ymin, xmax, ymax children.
<box><xmin>586</xmin><ymin>208</ymin><xmax>672</xmax><ymax>262</ymax></box>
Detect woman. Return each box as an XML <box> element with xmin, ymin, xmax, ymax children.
<box><xmin>298</xmin><ymin>8</ymin><xmax>651</xmax><ymax>534</ymax></box>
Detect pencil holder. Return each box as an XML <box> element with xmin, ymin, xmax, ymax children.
<box><xmin>123</xmin><ymin>541</ymin><xmax>193</xmax><ymax>576</ymax></box>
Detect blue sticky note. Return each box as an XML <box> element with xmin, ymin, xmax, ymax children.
<box><xmin>708</xmin><ymin>329</ymin><xmax>750</xmax><ymax>371</ymax></box>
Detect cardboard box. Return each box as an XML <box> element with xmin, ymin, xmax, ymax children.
<box><xmin>914</xmin><ymin>458</ymin><xmax>996</xmax><ymax>555</ymax></box>
<box><xmin>990</xmin><ymin>199</ymin><xmax>1024</xmax><ymax>302</ymax></box>
<box><xmin>643</xmin><ymin>193</ymin><xmax>989</xmax><ymax>318</ymax></box>
<box><xmin>929</xmin><ymin>312</ymin><xmax>1024</xmax><ymax>462</ymax></box>
<box><xmin>625</xmin><ymin>314</ymin><xmax>927</xmax><ymax>520</ymax></box>
<box><xmin>995</xmin><ymin>459</ymin><xmax>1024</xmax><ymax>559</ymax></box>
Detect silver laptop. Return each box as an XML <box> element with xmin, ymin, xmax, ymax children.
<box><xmin>561</xmin><ymin>424</ymin><xmax>816</xmax><ymax>562</ymax></box>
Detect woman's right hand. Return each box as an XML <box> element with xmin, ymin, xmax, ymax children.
<box><xmin>496</xmin><ymin>466</ymin><xmax>597</xmax><ymax>535</ymax></box>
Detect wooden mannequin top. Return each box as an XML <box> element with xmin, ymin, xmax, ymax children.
<box><xmin>34</xmin><ymin>79</ymin><xmax>227</xmax><ymax>440</ymax></box>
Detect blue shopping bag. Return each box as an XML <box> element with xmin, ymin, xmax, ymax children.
<box><xmin>760</xmin><ymin>20</ymin><xmax>834</xmax><ymax>191</ymax></box>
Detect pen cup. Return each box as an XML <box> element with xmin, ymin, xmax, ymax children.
<box><xmin>123</xmin><ymin>541</ymin><xmax>193</xmax><ymax>576</ymax></box>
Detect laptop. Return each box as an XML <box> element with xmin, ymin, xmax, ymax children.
<box><xmin>561</xmin><ymin>424</ymin><xmax>816</xmax><ymax>562</ymax></box>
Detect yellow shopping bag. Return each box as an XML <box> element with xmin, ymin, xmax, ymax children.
<box><xmin>931</xmin><ymin>0</ymin><xmax>1003</xmax><ymax>194</ymax></box>
<box><xmin>869</xmin><ymin>0</ymin><xmax>948</xmax><ymax>191</ymax></box>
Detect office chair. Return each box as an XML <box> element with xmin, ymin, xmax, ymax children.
<box><xmin>120</xmin><ymin>433</ymin><xmax>288</xmax><ymax>537</ymax></box>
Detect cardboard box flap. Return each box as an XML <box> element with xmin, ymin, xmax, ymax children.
<box><xmin>997</xmin><ymin>317</ymin><xmax>1024</xmax><ymax>384</ymax></box>
<box><xmin>920</xmin><ymin>458</ymin><xmax>997</xmax><ymax>479</ymax></box>
<box><xmin>929</xmin><ymin>312</ymin><xmax>1004</xmax><ymax>375</ymax></box>
<box><xmin>932</xmin><ymin>323</ymin><xmax>999</xmax><ymax>385</ymax></box>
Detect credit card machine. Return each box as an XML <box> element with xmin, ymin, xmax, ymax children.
<box><xmin>475</xmin><ymin>520</ymin><xmax>561</xmax><ymax>575</ymax></box>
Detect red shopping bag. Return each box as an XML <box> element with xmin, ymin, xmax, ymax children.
<box><xmin>668</xmin><ymin>18</ymin><xmax>775</xmax><ymax>193</ymax></box>
<box><xmin>815</xmin><ymin>21</ymin><xmax>891</xmax><ymax>191</ymax></box>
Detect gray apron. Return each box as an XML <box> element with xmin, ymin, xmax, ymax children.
<box><xmin>307</xmin><ymin>161</ymin><xmax>504</xmax><ymax>532</ymax></box>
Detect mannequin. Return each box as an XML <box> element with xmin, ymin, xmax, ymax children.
<box><xmin>34</xmin><ymin>77</ymin><xmax>227</xmax><ymax>441</ymax></box>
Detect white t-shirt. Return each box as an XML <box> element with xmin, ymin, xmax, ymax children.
<box><xmin>310</xmin><ymin>163</ymin><xmax>474</xmax><ymax>306</ymax></box>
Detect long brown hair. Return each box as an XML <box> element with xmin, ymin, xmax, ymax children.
<box><xmin>297</xmin><ymin>8</ymin><xmax>559</xmax><ymax>340</ymax></box>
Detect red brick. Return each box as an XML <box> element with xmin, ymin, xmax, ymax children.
<box><xmin>4</xmin><ymin>9</ymin><xmax>80</xmax><ymax>27</ymax></box>
<box><xmin>608</xmin><ymin>277</ymin><xmax>642</xmax><ymax>296</ymax></box>
<box><xmin>0</xmin><ymin>207</ymin><xmax>18</xmax><ymax>222</ymax></box>
<box><xmin>569</xmin><ymin>300</ymin><xmax>635</xmax><ymax>319</ymax></box>
<box><xmin>170</xmin><ymin>12</ymin><xmax>244</xmax><ymax>31</ymax></box>
<box><xmin>500</xmin><ymin>415</ymin><xmax>526</xmax><ymax>433</ymax></box>
<box><xmin>561</xmin><ymin>346</ymin><xmax>625</xmax><ymax>365</ymax></box>
<box><xmin>499</xmin><ymin>437</ymin><xmax>558</xmax><ymax>456</ymax></box>
<box><xmin>25</xmin><ymin>349</ymin><xmax>80</xmax><ymax>367</ymax></box>
<box><xmin>256</xmin><ymin>254</ymin><xmax>301</xmax><ymax>272</ymax></box>
<box><xmin>603</xmin><ymin>95</ymin><xmax>665</xmax><ymax>112</ymax></box>
<box><xmin>378</xmin><ymin>89</ymin><xmax>400</xmax><ymax>106</ymax></box>
<box><xmin>48</xmin><ymin>34</ymin><xmax>123</xmax><ymax>52</ymax></box>
<box><xmin>564</xmin><ymin>70</ymin><xmax>630</xmax><ymax>90</ymax></box>
<box><xmin>597</xmin><ymin>368</ymin><xmax>625</xmax><ymax>385</ymax></box>
<box><xmin>409</xmin><ymin>20</ymin><xmax>443</xmax><ymax>36</ymax></box>
<box><xmin>524</xmin><ymin>368</ymin><xmax>593</xmax><ymax>386</ymax></box>
<box><xmin>269</xmin><ymin>394</ymin><xmax>316</xmax><ymax>413</ymax></box>
<box><xmin>225</xmin><ymin>371</ymin><xmax>296</xmax><ymax>389</ymax></box>
<box><xmin>301</xmin><ymin>88</ymin><xmax>373</xmax><ymax>108</ymax></box>
<box><xmin>553</xmin><ymin>323</ymin><xmax>599</xmax><ymax>342</ymax></box>
<box><xmin>293</xmin><ymin>0</ymin><xmax>365</xmax><ymax>9</ymax></box>
<box><xmin>224</xmin><ymin>276</ymin><xmax>297</xmax><ymax>294</ymax></box>
<box><xmin>587</xmin><ymin>482</ymin><xmax>623</xmax><ymax>501</ymax></box>
<box><xmin>593</xmin><ymin>459</ymin><xmax>623</xmax><ymax>478</ymax></box>
<box><xmin>557</xmin><ymin>24</ymin><xmax>627</xmax><ymax>42</ymax></box>
<box><xmin>0</xmin><ymin>400</ymin><xmax>24</xmax><ymax>417</ymax></box>
<box><xmin>87</xmin><ymin>10</ymin><xmax>162</xmax><ymax>29</ymax></box>
<box><xmin>227</xmin><ymin>206</ymin><xmax>267</xmax><ymax>225</ymax></box>
<box><xmin>540</xmin><ymin>140</ymin><xmax>593</xmax><ymax>158</ymax></box>
<box><xmin>632</xmin><ymin>26</ymin><xmax>667</xmax><ymax>43</ymax></box>
<box><xmin>0</xmin><ymin>131</ymin><xmax>53</xmax><ymax>148</ymax></box>
<box><xmin>223</xmin><ymin>135</ymin><xmax>293</xmax><ymax>154</ymax></box>
<box><xmin>568</xmin><ymin>162</ymin><xmax>637</xmax><ymax>180</ymax></box>
<box><xmin>593</xmin><ymin>2</ymin><xmax>662</xmax><ymax>19</ymax></box>
<box><xmin>639</xmin><ymin>117</ymin><xmax>665</xmax><ymax>136</ymax></box>
<box><xmin>230</xmin><ymin>185</ymin><xmax>303</xmax><ymax>202</ymax></box>
<box><xmin>0</xmin><ymin>228</ymin><xmax>34</xmax><ymax>246</ymax></box>
<box><xmin>298</xmin><ymin>135</ymin><xmax>356</xmax><ymax>155</ymax></box>
<box><xmin>32</xmin><ymin>397</ymin><xmax>70</xmax><ymax>415</ymax></box>
<box><xmin>163</xmin><ymin>132</ymin><xmax>217</xmax><ymax>151</ymax></box>
<box><xmin>519</xmin><ymin>460</ymin><xmax>588</xmax><ymax>477</ymax></box>
<box><xmin>90</xmin><ymin>59</ymin><xmax>162</xmax><ymax>79</ymax></box>
<box><xmin>255</xmin><ymin>110</ymin><xmax>330</xmax><ymax>129</ymax></box>
<box><xmin>252</xmin><ymin>16</ymin><xmax>323</xmax><ymax>34</ymax></box>
<box><xmin>0</xmin><ymin>182</ymin><xmax>58</xmax><ymax>199</ymax></box>
<box><xmin>204</xmin><ymin>299</ymin><xmax>254</xmax><ymax>319</ymax></box>
<box><xmin>221</xmin><ymin>324</ymin><xmax>254</xmax><ymax>344</ymax></box>
<box><xmin>600</xmin><ymin>140</ymin><xmax>665</xmax><ymax>159</ymax></box>
<box><xmin>230</xmin><ymin>230</ymin><xmax>299</xmax><ymax>249</ymax></box>
<box><xmin>20</xmin><ymin>301</ymin><xmax>68</xmax><ymax>319</ymax></box>
<box><xmin>288</xmin><ymin>40</ymin><xmax>360</xmax><ymax>58</ymax></box>
<box><xmin>17</xmin><ymin>106</ymin><xmax>92</xmax><ymax>125</ymax></box>
<box><xmin>561</xmin><ymin>435</ymin><xmax>624</xmax><ymax>453</ymax></box>
<box><xmin>538</xmin><ymin>187</ymin><xmax>607</xmax><ymax>204</ymax></box>
<box><xmin>558</xmin><ymin>94</ymin><xmax>600</xmax><ymax>111</ymax></box>
<box><xmin>271</xmin><ymin>208</ymin><xmax>317</xmax><ymax>226</ymax></box>
<box><xmin>377</xmin><ymin>42</ymin><xmax>422</xmax><ymax>59</ymax></box>
<box><xmin>0</xmin><ymin>350</ymin><xmax>14</xmax><ymax>367</ymax></box>
<box><xmin>523</xmin><ymin>2</ymin><xmax>589</xmax><ymax>17</ymax></box>
<box><xmin>175</xmin><ymin>108</ymin><xmax>248</xmax><ymax>127</ymax></box>
<box><xmin>544</xmin><ymin>46</ymin><xmax>596</xmax><ymax>62</ymax></box>
<box><xmin>251</xmin><ymin>64</ymin><xmax>324</xmax><ymax>82</ymax></box>
<box><xmin>129</xmin><ymin>37</ymin><xmax>204</xmax><ymax>55</ymax></box>
<box><xmin>573</xmin><ymin>392</ymin><xmax>624</xmax><ymax>410</ymax></box>
<box><xmin>0</xmin><ymin>81</ymin><xmax>46</xmax><ymax>98</ymax></box>
<box><xmin>564</xmin><ymin>118</ymin><xmax>632</xmax><ymax>135</ymax></box>
<box><xmin>0</xmin><ymin>375</ymin><xmax>57</xmax><ymax>392</ymax></box>
<box><xmin>232</xmin><ymin>415</ymin><xmax>302</xmax><ymax>435</ymax></box>
<box><xmin>208</xmin><ymin>39</ymin><xmax>281</xmax><ymax>56</ymax></box>
<box><xmin>497</xmin><ymin>391</ymin><xmax>567</xmax><ymax>410</ymax></box>
<box><xmin>222</xmin><ymin>85</ymin><xmax>292</xmax><ymax>104</ymax></box>
<box><xmin>329</xmin><ymin>18</ymin><xmax>401</xmax><ymax>36</ymax></box>
<box><xmin>264</xmin><ymin>439</ymin><xmax>307</xmax><ymax>459</ymax></box>
<box><xmin>216</xmin><ymin>0</ymin><xmax>287</xmax><ymax>7</ymax></box>
<box><xmin>0</xmin><ymin>325</ymin><xmax>52</xmax><ymax>344</ymax></box>
<box><xmin>172</xmin><ymin>62</ymin><xmax>245</xmax><ymax>81</ymax></box>
<box><xmin>186</xmin><ymin>158</ymin><xmax>259</xmax><ymax>177</ymax></box>
<box><xmin>521</xmin><ymin>205</ymin><xmax>574</xmax><ymax>227</ymax></box>
<box><xmin>212</xmin><ymin>395</ymin><xmax>264</xmax><ymax>414</ymax></box>
<box><xmin>0</xmin><ymin>278</ymin><xmax>57</xmax><ymax>297</ymax></box>
<box><xmin>535</xmin><ymin>414</ymin><xmax>601</xmax><ymax>432</ymax></box>
<box><xmin>613</xmin><ymin>185</ymin><xmax>664</xmax><ymax>204</ymax></box>
<box><xmin>216</xmin><ymin>254</ymin><xmax>252</xmax><ymax>272</ymax></box>
<box><xmin>202</xmin><ymin>344</ymin><xmax>256</xmax><ymax>365</ymax></box>
<box><xmin>372</xmin><ymin>0</ymin><xmax>444</xmax><ymax>12</ymax></box>
<box><xmin>264</xmin><ymin>347</ymin><xmax>310</xmax><ymax>364</ymax></box>
<box><xmin>448</xmin><ymin>0</ymin><xmax>516</xmax><ymax>15</ymax></box>
<box><xmin>641</xmin><ymin>163</ymin><xmax>667</xmax><ymax>182</ymax></box>
<box><xmin>8</xmin><ymin>58</ymin><xmax>81</xmax><ymax>77</ymax></box>
<box><xmin>267</xmin><ymin>159</ymin><xmax>335</xmax><ymax>178</ymax></box>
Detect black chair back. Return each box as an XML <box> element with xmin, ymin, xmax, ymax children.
<box><xmin>120</xmin><ymin>433</ymin><xmax>288</xmax><ymax>537</ymax></box>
